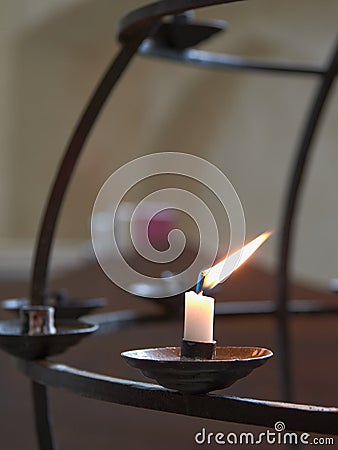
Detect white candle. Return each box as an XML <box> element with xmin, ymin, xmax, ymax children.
<box><xmin>183</xmin><ymin>291</ymin><xmax>214</xmax><ymax>343</ymax></box>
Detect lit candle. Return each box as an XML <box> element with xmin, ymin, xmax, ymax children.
<box><xmin>181</xmin><ymin>231</ymin><xmax>272</xmax><ymax>360</ymax></box>
<box><xmin>183</xmin><ymin>291</ymin><xmax>214</xmax><ymax>343</ymax></box>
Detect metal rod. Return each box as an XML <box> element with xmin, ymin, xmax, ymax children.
<box><xmin>215</xmin><ymin>300</ymin><xmax>338</xmax><ymax>316</ymax></box>
<box><xmin>32</xmin><ymin>382</ymin><xmax>56</xmax><ymax>450</ymax></box>
<box><xmin>140</xmin><ymin>41</ymin><xmax>326</xmax><ymax>76</ymax></box>
<box><xmin>18</xmin><ymin>359</ymin><xmax>338</xmax><ymax>436</ymax></box>
<box><xmin>30</xmin><ymin>38</ymin><xmax>146</xmax><ymax>307</ymax></box>
<box><xmin>276</xmin><ymin>37</ymin><xmax>338</xmax><ymax>402</ymax></box>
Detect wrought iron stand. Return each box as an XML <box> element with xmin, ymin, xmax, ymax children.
<box><xmin>1</xmin><ymin>1</ymin><xmax>338</xmax><ymax>449</ymax></box>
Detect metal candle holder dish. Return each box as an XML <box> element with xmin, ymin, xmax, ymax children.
<box><xmin>0</xmin><ymin>305</ymin><xmax>98</xmax><ymax>360</ymax></box>
<box><xmin>121</xmin><ymin>346</ymin><xmax>273</xmax><ymax>394</ymax></box>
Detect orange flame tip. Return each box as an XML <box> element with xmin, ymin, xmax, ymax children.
<box><xmin>202</xmin><ymin>231</ymin><xmax>272</xmax><ymax>290</ymax></box>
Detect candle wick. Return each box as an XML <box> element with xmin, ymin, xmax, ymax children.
<box><xmin>195</xmin><ymin>271</ymin><xmax>205</xmax><ymax>294</ymax></box>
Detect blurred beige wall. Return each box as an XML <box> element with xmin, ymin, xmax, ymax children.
<box><xmin>0</xmin><ymin>0</ymin><xmax>337</xmax><ymax>286</ymax></box>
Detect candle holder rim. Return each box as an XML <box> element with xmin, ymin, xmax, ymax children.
<box><xmin>122</xmin><ymin>345</ymin><xmax>273</xmax><ymax>361</ymax></box>
<box><xmin>1</xmin><ymin>297</ymin><xmax>107</xmax><ymax>319</ymax></box>
<box><xmin>2</xmin><ymin>297</ymin><xmax>107</xmax><ymax>307</ymax></box>
<box><xmin>20</xmin><ymin>305</ymin><xmax>55</xmax><ymax>311</ymax></box>
<box><xmin>0</xmin><ymin>319</ymin><xmax>98</xmax><ymax>336</ymax></box>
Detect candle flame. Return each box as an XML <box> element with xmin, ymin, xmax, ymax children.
<box><xmin>202</xmin><ymin>231</ymin><xmax>272</xmax><ymax>291</ymax></box>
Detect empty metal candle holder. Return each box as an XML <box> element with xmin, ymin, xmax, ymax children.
<box><xmin>0</xmin><ymin>304</ymin><xmax>98</xmax><ymax>360</ymax></box>
<box><xmin>121</xmin><ymin>346</ymin><xmax>273</xmax><ymax>394</ymax></box>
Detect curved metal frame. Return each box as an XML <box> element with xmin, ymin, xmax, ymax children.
<box><xmin>17</xmin><ymin>355</ymin><xmax>338</xmax><ymax>436</ymax></box>
<box><xmin>276</xmin><ymin>40</ymin><xmax>338</xmax><ymax>401</ymax></box>
<box><xmin>17</xmin><ymin>1</ymin><xmax>337</xmax><ymax>449</ymax></box>
<box><xmin>30</xmin><ymin>39</ymin><xmax>147</xmax><ymax>307</ymax></box>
